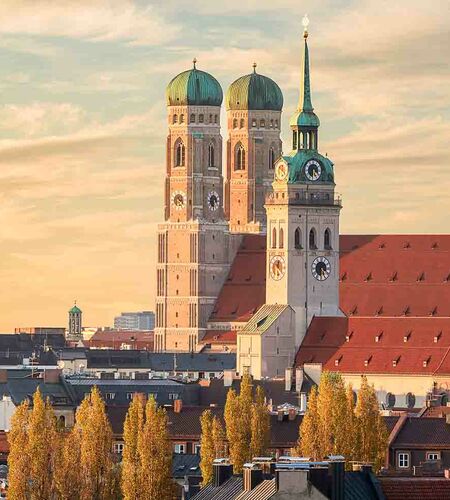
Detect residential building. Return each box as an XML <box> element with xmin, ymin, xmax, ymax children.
<box><xmin>87</xmin><ymin>329</ymin><xmax>154</xmax><ymax>350</ymax></box>
<box><xmin>114</xmin><ymin>311</ymin><xmax>155</xmax><ymax>331</ymax></box>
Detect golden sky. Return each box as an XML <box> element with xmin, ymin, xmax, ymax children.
<box><xmin>0</xmin><ymin>0</ymin><xmax>449</xmax><ymax>331</ymax></box>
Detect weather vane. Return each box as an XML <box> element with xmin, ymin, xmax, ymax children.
<box><xmin>302</xmin><ymin>14</ymin><xmax>310</xmax><ymax>39</ymax></box>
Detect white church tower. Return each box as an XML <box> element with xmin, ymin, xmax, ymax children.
<box><xmin>265</xmin><ymin>16</ymin><xmax>342</xmax><ymax>348</ymax></box>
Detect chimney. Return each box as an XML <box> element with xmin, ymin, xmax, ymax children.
<box><xmin>223</xmin><ymin>370</ymin><xmax>234</xmax><ymax>387</ymax></box>
<box><xmin>0</xmin><ymin>370</ymin><xmax>7</xmax><ymax>383</ymax></box>
<box><xmin>295</xmin><ymin>367</ymin><xmax>304</xmax><ymax>392</ymax></box>
<box><xmin>288</xmin><ymin>408</ymin><xmax>296</xmax><ymax>421</ymax></box>
<box><xmin>212</xmin><ymin>460</ymin><xmax>233</xmax><ymax>487</ymax></box>
<box><xmin>329</xmin><ymin>459</ymin><xmax>345</xmax><ymax>500</ymax></box>
<box><xmin>285</xmin><ymin>368</ymin><xmax>293</xmax><ymax>391</ymax></box>
<box><xmin>174</xmin><ymin>399</ymin><xmax>183</xmax><ymax>413</ymax></box>
<box><xmin>243</xmin><ymin>464</ymin><xmax>263</xmax><ymax>491</ymax></box>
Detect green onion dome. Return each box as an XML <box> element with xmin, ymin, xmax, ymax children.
<box><xmin>166</xmin><ymin>62</ymin><xmax>223</xmax><ymax>107</ymax></box>
<box><xmin>226</xmin><ymin>67</ymin><xmax>283</xmax><ymax>111</ymax></box>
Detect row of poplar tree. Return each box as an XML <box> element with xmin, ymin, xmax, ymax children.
<box><xmin>7</xmin><ymin>387</ymin><xmax>174</xmax><ymax>500</ymax></box>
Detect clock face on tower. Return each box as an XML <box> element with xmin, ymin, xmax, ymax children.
<box><xmin>275</xmin><ymin>162</ymin><xmax>288</xmax><ymax>181</ymax></box>
<box><xmin>172</xmin><ymin>191</ymin><xmax>186</xmax><ymax>210</ymax></box>
<box><xmin>207</xmin><ymin>191</ymin><xmax>220</xmax><ymax>211</ymax></box>
<box><xmin>311</xmin><ymin>256</ymin><xmax>331</xmax><ymax>281</ymax></box>
<box><xmin>270</xmin><ymin>255</ymin><xmax>286</xmax><ymax>280</ymax></box>
<box><xmin>304</xmin><ymin>159</ymin><xmax>322</xmax><ymax>181</ymax></box>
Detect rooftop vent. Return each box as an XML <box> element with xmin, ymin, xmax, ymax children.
<box><xmin>403</xmin><ymin>306</ymin><xmax>411</xmax><ymax>316</ymax></box>
<box><xmin>417</xmin><ymin>272</ymin><xmax>425</xmax><ymax>282</ymax></box>
<box><xmin>365</xmin><ymin>272</ymin><xmax>373</xmax><ymax>282</ymax></box>
<box><xmin>376</xmin><ymin>306</ymin><xmax>384</xmax><ymax>316</ymax></box>
<box><xmin>432</xmin><ymin>242</ymin><xmax>438</xmax><ymax>249</ymax></box>
<box><xmin>375</xmin><ymin>332</ymin><xmax>383</xmax><ymax>343</ymax></box>
<box><xmin>364</xmin><ymin>355</ymin><xmax>372</xmax><ymax>367</ymax></box>
<box><xmin>404</xmin><ymin>242</ymin><xmax>411</xmax><ymax>249</ymax></box>
<box><xmin>445</xmin><ymin>273</ymin><xmax>450</xmax><ymax>282</ymax></box>
<box><xmin>430</xmin><ymin>306</ymin><xmax>438</xmax><ymax>316</ymax></box>
<box><xmin>350</xmin><ymin>306</ymin><xmax>358</xmax><ymax>316</ymax></box>
<box><xmin>390</xmin><ymin>272</ymin><xmax>398</xmax><ymax>282</ymax></box>
<box><xmin>423</xmin><ymin>357</ymin><xmax>431</xmax><ymax>368</ymax></box>
<box><xmin>335</xmin><ymin>355</ymin><xmax>343</xmax><ymax>366</ymax></box>
<box><xmin>434</xmin><ymin>331</ymin><xmax>442</xmax><ymax>343</ymax></box>
<box><xmin>345</xmin><ymin>331</ymin><xmax>353</xmax><ymax>342</ymax></box>
<box><xmin>341</xmin><ymin>272</ymin><xmax>347</xmax><ymax>281</ymax></box>
<box><xmin>404</xmin><ymin>331</ymin><xmax>412</xmax><ymax>342</ymax></box>
<box><xmin>392</xmin><ymin>356</ymin><xmax>401</xmax><ymax>367</ymax></box>
<box><xmin>379</xmin><ymin>243</ymin><xmax>386</xmax><ymax>249</ymax></box>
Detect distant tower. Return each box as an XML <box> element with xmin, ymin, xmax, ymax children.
<box><xmin>265</xmin><ymin>16</ymin><xmax>342</xmax><ymax>348</ymax></box>
<box><xmin>68</xmin><ymin>302</ymin><xmax>82</xmax><ymax>338</ymax></box>
<box><xmin>225</xmin><ymin>64</ymin><xmax>283</xmax><ymax>233</ymax></box>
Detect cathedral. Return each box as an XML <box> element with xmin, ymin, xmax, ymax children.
<box><xmin>154</xmin><ymin>19</ymin><xmax>450</xmax><ymax>406</ymax></box>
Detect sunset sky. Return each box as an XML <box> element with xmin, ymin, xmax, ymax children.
<box><xmin>0</xmin><ymin>0</ymin><xmax>449</xmax><ymax>331</ymax></box>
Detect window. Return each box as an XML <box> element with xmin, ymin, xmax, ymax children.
<box><xmin>235</xmin><ymin>144</ymin><xmax>246</xmax><ymax>170</ymax></box>
<box><xmin>279</xmin><ymin>228</ymin><xmax>284</xmax><ymax>249</ymax></box>
<box><xmin>252</xmin><ymin>119</ymin><xmax>257</xmax><ymax>127</ymax></box>
<box><xmin>169</xmin><ymin>393</ymin><xmax>179</xmax><ymax>400</ymax></box>
<box><xmin>190</xmin><ymin>113</ymin><xmax>195</xmax><ymax>123</ymax></box>
<box><xmin>175</xmin><ymin>140</ymin><xmax>185</xmax><ymax>167</ymax></box>
<box><xmin>324</xmin><ymin>228</ymin><xmax>332</xmax><ymax>249</ymax></box>
<box><xmin>106</xmin><ymin>392</ymin><xmax>115</xmax><ymax>400</ymax></box>
<box><xmin>406</xmin><ymin>392</ymin><xmax>416</xmax><ymax>409</ymax></box>
<box><xmin>209</xmin><ymin>114</ymin><xmax>213</xmax><ymax>123</ymax></box>
<box><xmin>194</xmin><ymin>444</ymin><xmax>201</xmax><ymax>455</ymax></box>
<box><xmin>386</xmin><ymin>392</ymin><xmax>396</xmax><ymax>408</ymax></box>
<box><xmin>114</xmin><ymin>442</ymin><xmax>124</xmax><ymax>454</ymax></box>
<box><xmin>208</xmin><ymin>143</ymin><xmax>215</xmax><ymax>167</ymax></box>
<box><xmin>269</xmin><ymin>147</ymin><xmax>275</xmax><ymax>169</ymax></box>
<box><xmin>209</xmin><ymin>373</ymin><xmax>215</xmax><ymax>379</ymax></box>
<box><xmin>270</xmin><ymin>119</ymin><xmax>274</xmax><ymax>128</ymax></box>
<box><xmin>214</xmin><ymin>115</ymin><xmax>218</xmax><ymax>123</ymax></box>
<box><xmin>199</xmin><ymin>114</ymin><xmax>204</xmax><ymax>123</ymax></box>
<box><xmin>426</xmin><ymin>452</ymin><xmax>440</xmax><ymax>461</ymax></box>
<box><xmin>272</xmin><ymin>227</ymin><xmax>277</xmax><ymax>249</ymax></box>
<box><xmin>275</xmin><ymin>119</ymin><xmax>279</xmax><ymax>128</ymax></box>
<box><xmin>293</xmin><ymin>131</ymin><xmax>298</xmax><ymax>149</ymax></box>
<box><xmin>260</xmin><ymin>119</ymin><xmax>265</xmax><ymax>128</ymax></box>
<box><xmin>233</xmin><ymin>118</ymin><xmax>238</xmax><ymax>128</ymax></box>
<box><xmin>295</xmin><ymin>228</ymin><xmax>302</xmax><ymax>249</ymax></box>
<box><xmin>309</xmin><ymin>228</ymin><xmax>317</xmax><ymax>250</ymax></box>
<box><xmin>180</xmin><ymin>114</ymin><xmax>184</xmax><ymax>123</ymax></box>
<box><xmin>174</xmin><ymin>443</ymin><xmax>186</xmax><ymax>454</ymax></box>
<box><xmin>126</xmin><ymin>392</ymin><xmax>133</xmax><ymax>400</ymax></box>
<box><xmin>173</xmin><ymin>114</ymin><xmax>178</xmax><ymax>124</ymax></box>
<box><xmin>240</xmin><ymin>118</ymin><xmax>245</xmax><ymax>128</ymax></box>
<box><xmin>397</xmin><ymin>452</ymin><xmax>410</xmax><ymax>468</ymax></box>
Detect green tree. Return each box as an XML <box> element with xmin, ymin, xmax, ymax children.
<box><xmin>7</xmin><ymin>400</ymin><xmax>30</xmax><ymax>500</ymax></box>
<box><xmin>199</xmin><ymin>410</ymin><xmax>215</xmax><ymax>486</ymax></box>
<box><xmin>122</xmin><ymin>395</ymin><xmax>145</xmax><ymax>500</ymax></box>
<box><xmin>250</xmin><ymin>386</ymin><xmax>270</xmax><ymax>458</ymax></box>
<box><xmin>138</xmin><ymin>397</ymin><xmax>173</xmax><ymax>500</ymax></box>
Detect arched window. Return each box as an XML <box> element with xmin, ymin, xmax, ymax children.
<box><xmin>235</xmin><ymin>144</ymin><xmax>245</xmax><ymax>171</ymax></box>
<box><xmin>270</xmin><ymin>119</ymin><xmax>274</xmax><ymax>128</ymax></box>
<box><xmin>208</xmin><ymin>143</ymin><xmax>215</xmax><ymax>168</ymax></box>
<box><xmin>324</xmin><ymin>228</ymin><xmax>332</xmax><ymax>249</ymax></box>
<box><xmin>406</xmin><ymin>392</ymin><xmax>415</xmax><ymax>409</ymax></box>
<box><xmin>272</xmin><ymin>228</ymin><xmax>277</xmax><ymax>249</ymax></box>
<box><xmin>309</xmin><ymin>228</ymin><xmax>317</xmax><ymax>249</ymax></box>
<box><xmin>269</xmin><ymin>147</ymin><xmax>275</xmax><ymax>169</ymax></box>
<box><xmin>199</xmin><ymin>114</ymin><xmax>204</xmax><ymax>123</ymax></box>
<box><xmin>293</xmin><ymin>131</ymin><xmax>298</xmax><ymax>150</ymax></box>
<box><xmin>190</xmin><ymin>113</ymin><xmax>195</xmax><ymax>123</ymax></box>
<box><xmin>209</xmin><ymin>114</ymin><xmax>213</xmax><ymax>123</ymax></box>
<box><xmin>173</xmin><ymin>114</ymin><xmax>178</xmax><ymax>124</ymax></box>
<box><xmin>180</xmin><ymin>114</ymin><xmax>184</xmax><ymax>123</ymax></box>
<box><xmin>175</xmin><ymin>140</ymin><xmax>185</xmax><ymax>167</ymax></box>
<box><xmin>386</xmin><ymin>392</ymin><xmax>396</xmax><ymax>408</ymax></box>
<box><xmin>279</xmin><ymin>228</ymin><xmax>284</xmax><ymax>249</ymax></box>
<box><xmin>275</xmin><ymin>119</ymin><xmax>279</xmax><ymax>128</ymax></box>
<box><xmin>260</xmin><ymin>119</ymin><xmax>265</xmax><ymax>128</ymax></box>
<box><xmin>240</xmin><ymin>118</ymin><xmax>245</xmax><ymax>128</ymax></box>
<box><xmin>252</xmin><ymin>119</ymin><xmax>257</xmax><ymax>127</ymax></box>
<box><xmin>214</xmin><ymin>114</ymin><xmax>218</xmax><ymax>123</ymax></box>
<box><xmin>294</xmin><ymin>228</ymin><xmax>302</xmax><ymax>249</ymax></box>
<box><xmin>233</xmin><ymin>118</ymin><xmax>238</xmax><ymax>128</ymax></box>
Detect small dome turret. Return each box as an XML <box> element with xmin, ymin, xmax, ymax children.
<box><xmin>226</xmin><ymin>66</ymin><xmax>283</xmax><ymax>111</ymax></box>
<box><xmin>166</xmin><ymin>60</ymin><xmax>223</xmax><ymax>107</ymax></box>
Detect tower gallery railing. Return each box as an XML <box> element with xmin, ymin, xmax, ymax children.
<box><xmin>265</xmin><ymin>191</ymin><xmax>342</xmax><ymax>207</ymax></box>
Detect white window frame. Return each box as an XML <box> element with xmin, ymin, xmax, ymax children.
<box><xmin>168</xmin><ymin>393</ymin><xmax>179</xmax><ymax>400</ymax></box>
<box><xmin>114</xmin><ymin>442</ymin><xmax>124</xmax><ymax>454</ymax></box>
<box><xmin>397</xmin><ymin>452</ymin><xmax>410</xmax><ymax>468</ymax></box>
<box><xmin>426</xmin><ymin>451</ymin><xmax>440</xmax><ymax>461</ymax></box>
<box><xmin>174</xmin><ymin>443</ymin><xmax>186</xmax><ymax>454</ymax></box>
<box><xmin>126</xmin><ymin>392</ymin><xmax>133</xmax><ymax>400</ymax></box>
<box><xmin>194</xmin><ymin>444</ymin><xmax>201</xmax><ymax>455</ymax></box>
<box><xmin>105</xmin><ymin>392</ymin><xmax>116</xmax><ymax>400</ymax></box>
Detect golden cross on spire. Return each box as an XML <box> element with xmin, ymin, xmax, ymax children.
<box><xmin>302</xmin><ymin>14</ymin><xmax>310</xmax><ymax>39</ymax></box>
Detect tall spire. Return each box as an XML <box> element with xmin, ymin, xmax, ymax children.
<box><xmin>298</xmin><ymin>14</ymin><xmax>313</xmax><ymax>113</ymax></box>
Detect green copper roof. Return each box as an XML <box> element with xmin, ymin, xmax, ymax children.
<box><xmin>283</xmin><ymin>150</ymin><xmax>334</xmax><ymax>184</ymax></box>
<box><xmin>69</xmin><ymin>305</ymin><xmax>82</xmax><ymax>314</ymax></box>
<box><xmin>226</xmin><ymin>68</ymin><xmax>283</xmax><ymax>111</ymax></box>
<box><xmin>290</xmin><ymin>36</ymin><xmax>320</xmax><ymax>128</ymax></box>
<box><xmin>166</xmin><ymin>65</ymin><xmax>223</xmax><ymax>107</ymax></box>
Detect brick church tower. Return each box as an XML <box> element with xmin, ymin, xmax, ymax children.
<box><xmin>224</xmin><ymin>65</ymin><xmax>283</xmax><ymax>234</ymax></box>
<box><xmin>154</xmin><ymin>61</ymin><xmax>231</xmax><ymax>352</ymax></box>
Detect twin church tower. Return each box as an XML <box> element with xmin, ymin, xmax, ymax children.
<box><xmin>154</xmin><ymin>20</ymin><xmax>341</xmax><ymax>354</ymax></box>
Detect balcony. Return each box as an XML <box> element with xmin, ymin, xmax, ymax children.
<box><xmin>265</xmin><ymin>191</ymin><xmax>342</xmax><ymax>207</ymax></box>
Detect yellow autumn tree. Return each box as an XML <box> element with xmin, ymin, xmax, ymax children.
<box><xmin>7</xmin><ymin>400</ymin><xmax>30</xmax><ymax>500</ymax></box>
<box><xmin>224</xmin><ymin>388</ymin><xmax>244</xmax><ymax>473</ymax></box>
<box><xmin>138</xmin><ymin>396</ymin><xmax>173</xmax><ymax>500</ymax></box>
<box><xmin>250</xmin><ymin>386</ymin><xmax>270</xmax><ymax>458</ymax></box>
<box><xmin>76</xmin><ymin>387</ymin><xmax>116</xmax><ymax>500</ymax></box>
<box><xmin>331</xmin><ymin>374</ymin><xmax>352</xmax><ymax>458</ymax></box>
<box><xmin>297</xmin><ymin>385</ymin><xmax>321</xmax><ymax>459</ymax></box>
<box><xmin>200</xmin><ymin>410</ymin><xmax>215</xmax><ymax>486</ymax></box>
<box><xmin>212</xmin><ymin>416</ymin><xmax>226</xmax><ymax>459</ymax></box>
<box><xmin>53</xmin><ymin>428</ymin><xmax>82</xmax><ymax>500</ymax></box>
<box><xmin>316</xmin><ymin>371</ymin><xmax>336</xmax><ymax>457</ymax></box>
<box><xmin>122</xmin><ymin>394</ymin><xmax>145</xmax><ymax>500</ymax></box>
<box><xmin>354</xmin><ymin>376</ymin><xmax>388</xmax><ymax>472</ymax></box>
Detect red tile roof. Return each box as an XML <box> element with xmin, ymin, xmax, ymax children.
<box><xmin>380</xmin><ymin>477</ymin><xmax>450</xmax><ymax>500</ymax></box>
<box><xmin>198</xmin><ymin>330</ymin><xmax>237</xmax><ymax>345</ymax></box>
<box><xmin>88</xmin><ymin>330</ymin><xmax>154</xmax><ymax>351</ymax></box>
<box><xmin>210</xmin><ymin>234</ymin><xmax>266</xmax><ymax>323</ymax></box>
